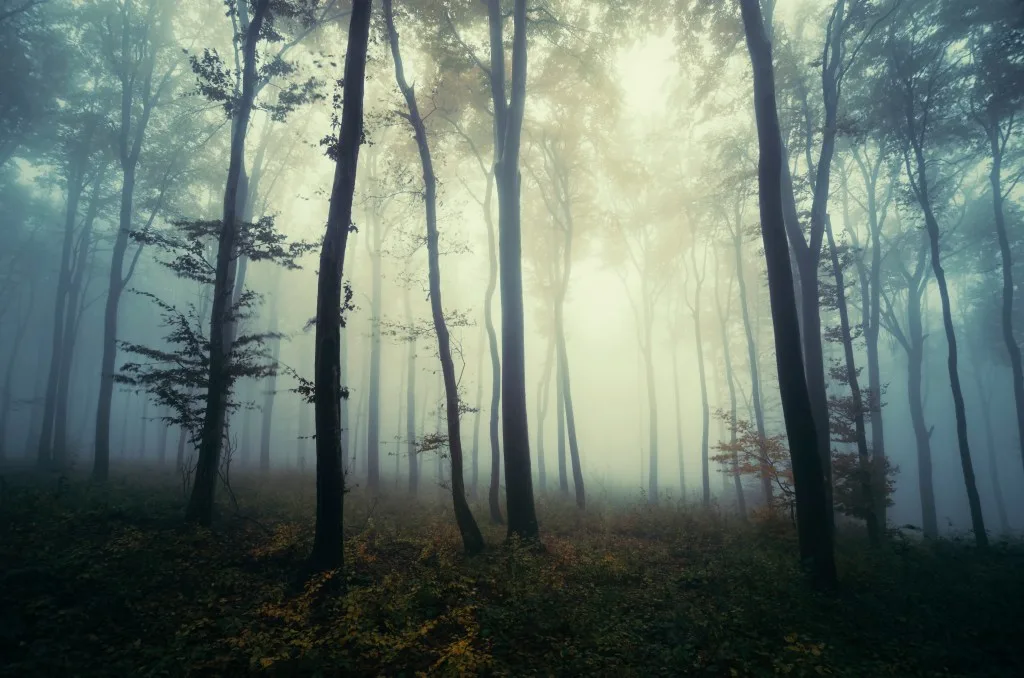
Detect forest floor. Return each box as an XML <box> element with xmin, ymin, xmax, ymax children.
<box><xmin>0</xmin><ymin>467</ymin><xmax>1022</xmax><ymax>677</ymax></box>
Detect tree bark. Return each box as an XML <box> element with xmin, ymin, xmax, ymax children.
<box><xmin>986</xmin><ymin>127</ymin><xmax>1024</xmax><ymax>478</ymax></box>
<box><xmin>714</xmin><ymin>269</ymin><xmax>746</xmax><ymax>519</ymax></box>
<box><xmin>185</xmin><ymin>0</ymin><xmax>269</xmax><ymax>525</ymax></box>
<box><xmin>365</xmin><ymin>206</ymin><xmax>383</xmax><ymax>491</ymax></box>
<box><xmin>259</xmin><ymin>270</ymin><xmax>280</xmax><ymax>473</ymax></box>
<box><xmin>740</xmin><ymin>0</ymin><xmax>837</xmax><ymax>589</ymax></box>
<box><xmin>688</xmin><ymin>246</ymin><xmax>711</xmax><ymax>508</ymax></box>
<box><xmin>308</xmin><ymin>0</ymin><xmax>371</xmax><ymax>572</ymax></box>
<box><xmin>385</xmin><ymin>0</ymin><xmax>483</xmax><ymax>553</ymax></box>
<box><xmin>404</xmin><ymin>288</ymin><xmax>419</xmax><ymax>495</ymax></box>
<box><xmin>486</xmin><ymin>0</ymin><xmax>538</xmax><ymax>541</ymax></box>
<box><xmin>825</xmin><ymin>215</ymin><xmax>879</xmax><ymax>544</ymax></box>
<box><xmin>536</xmin><ymin>333</ymin><xmax>555</xmax><ymax>493</ymax></box>
<box><xmin>907</xmin><ymin>142</ymin><xmax>988</xmax><ymax>548</ymax></box>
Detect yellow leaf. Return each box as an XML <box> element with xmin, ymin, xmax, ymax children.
<box><xmin>259</xmin><ymin>658</ymin><xmax>275</xmax><ymax>668</ymax></box>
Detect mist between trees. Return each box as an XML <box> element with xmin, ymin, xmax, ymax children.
<box><xmin>2</xmin><ymin>0</ymin><xmax>1024</xmax><ymax>645</ymax></box>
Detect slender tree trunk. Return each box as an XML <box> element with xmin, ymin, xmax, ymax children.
<box><xmin>642</xmin><ymin>306</ymin><xmax>659</xmax><ymax>504</ymax></box>
<box><xmin>732</xmin><ymin>218</ymin><xmax>772</xmax><ymax>504</ymax></box>
<box><xmin>909</xmin><ymin>145</ymin><xmax>987</xmax><ymax>548</ymax></box>
<box><xmin>470</xmin><ymin>325</ymin><xmax>483</xmax><ymax>496</ymax></box>
<box><xmin>486</xmin><ymin>0</ymin><xmax>537</xmax><ymax>541</ymax></box>
<box><xmin>714</xmin><ymin>276</ymin><xmax>746</xmax><ymax>518</ymax></box>
<box><xmin>740</xmin><ymin>0</ymin><xmax>836</xmax><ymax>589</ymax></box>
<box><xmin>260</xmin><ymin>274</ymin><xmax>280</xmax><ymax>473</ymax></box>
<box><xmin>670</xmin><ymin>345</ymin><xmax>686</xmax><ymax>503</ymax></box>
<box><xmin>556</xmin><ymin>345</ymin><xmax>567</xmax><ymax>494</ymax></box>
<box><xmin>482</xmin><ymin>170</ymin><xmax>503</xmax><ymax>524</ymax></box>
<box><xmin>308</xmin><ymin>0</ymin><xmax>371</xmax><ymax>572</ymax></box>
<box><xmin>825</xmin><ymin>216</ymin><xmax>879</xmax><ymax>544</ymax></box>
<box><xmin>38</xmin><ymin>152</ymin><xmax>89</xmax><ymax>468</ymax></box>
<box><xmin>905</xmin><ymin>280</ymin><xmax>938</xmax><ymax>538</ymax></box>
<box><xmin>694</xmin><ymin>297</ymin><xmax>710</xmax><ymax>508</ymax></box>
<box><xmin>186</xmin><ymin>0</ymin><xmax>269</xmax><ymax>525</ymax></box>
<box><xmin>969</xmin><ymin>357</ymin><xmax>1011</xmax><ymax>535</ymax></box>
<box><xmin>986</xmin><ymin>132</ymin><xmax>1024</xmax><ymax>477</ymax></box>
<box><xmin>0</xmin><ymin>287</ymin><xmax>34</xmax><ymax>461</ymax></box>
<box><xmin>385</xmin><ymin>1</ymin><xmax>483</xmax><ymax>552</ymax></box>
<box><xmin>536</xmin><ymin>334</ymin><xmax>554</xmax><ymax>493</ymax></box>
<box><xmin>404</xmin><ymin>290</ymin><xmax>419</xmax><ymax>495</ymax></box>
<box><xmin>556</xmin><ymin>308</ymin><xmax>585</xmax><ymax>508</ymax></box>
<box><xmin>366</xmin><ymin>210</ymin><xmax>383</xmax><ymax>491</ymax></box>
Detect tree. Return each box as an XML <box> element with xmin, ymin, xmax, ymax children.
<box><xmin>94</xmin><ymin>0</ymin><xmax>179</xmax><ymax>481</ymax></box>
<box><xmin>485</xmin><ymin>0</ymin><xmax>539</xmax><ymax>541</ymax></box>
<box><xmin>384</xmin><ymin>0</ymin><xmax>485</xmax><ymax>554</ymax></box>
<box><xmin>739</xmin><ymin>0</ymin><xmax>837</xmax><ymax>589</ymax></box>
<box><xmin>309</xmin><ymin>0</ymin><xmax>372</xmax><ymax>572</ymax></box>
<box><xmin>879</xmin><ymin>0</ymin><xmax>987</xmax><ymax>547</ymax></box>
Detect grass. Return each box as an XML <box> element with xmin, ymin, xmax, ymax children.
<box><xmin>0</xmin><ymin>467</ymin><xmax>1021</xmax><ymax>677</ymax></box>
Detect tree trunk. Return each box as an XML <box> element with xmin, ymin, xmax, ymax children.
<box><xmin>714</xmin><ymin>274</ymin><xmax>746</xmax><ymax>519</ymax></box>
<box><xmin>486</xmin><ymin>0</ymin><xmax>537</xmax><ymax>541</ymax></box>
<box><xmin>404</xmin><ymin>289</ymin><xmax>419</xmax><ymax>495</ymax></box>
<box><xmin>308</xmin><ymin>0</ymin><xmax>371</xmax><ymax>572</ymax></box>
<box><xmin>259</xmin><ymin>272</ymin><xmax>280</xmax><ymax>473</ymax></box>
<box><xmin>385</xmin><ymin>0</ymin><xmax>483</xmax><ymax>552</ymax></box>
<box><xmin>986</xmin><ymin>131</ymin><xmax>1024</xmax><ymax>478</ymax></box>
<box><xmin>186</xmin><ymin>0</ymin><xmax>269</xmax><ymax>525</ymax></box>
<box><xmin>366</xmin><ymin>208</ymin><xmax>383</xmax><ymax>491</ymax></box>
<box><xmin>556</xmin><ymin>343</ymin><xmax>567</xmax><ymax>494</ymax></box>
<box><xmin>556</xmin><ymin>307</ymin><xmax>585</xmax><ymax>509</ymax></box>
<box><xmin>689</xmin><ymin>247</ymin><xmax>711</xmax><ymax>508</ymax></box>
<box><xmin>642</xmin><ymin>304</ymin><xmax>659</xmax><ymax>504</ymax></box>
<box><xmin>670</xmin><ymin>345</ymin><xmax>686</xmax><ymax>503</ymax></box>
<box><xmin>482</xmin><ymin>164</ymin><xmax>503</xmax><ymax>524</ymax></box>
<box><xmin>0</xmin><ymin>286</ymin><xmax>34</xmax><ymax>461</ymax></box>
<box><xmin>732</xmin><ymin>214</ymin><xmax>772</xmax><ymax>505</ymax></box>
<box><xmin>536</xmin><ymin>333</ymin><xmax>554</xmax><ymax>493</ymax></box>
<box><xmin>825</xmin><ymin>216</ymin><xmax>879</xmax><ymax>544</ymax></box>
<box><xmin>909</xmin><ymin>144</ymin><xmax>987</xmax><ymax>549</ymax></box>
<box><xmin>904</xmin><ymin>262</ymin><xmax>938</xmax><ymax>538</ymax></box>
<box><xmin>740</xmin><ymin>0</ymin><xmax>837</xmax><ymax>589</ymax></box>
<box><xmin>38</xmin><ymin>147</ymin><xmax>90</xmax><ymax>468</ymax></box>
<box><xmin>470</xmin><ymin>325</ymin><xmax>483</xmax><ymax>497</ymax></box>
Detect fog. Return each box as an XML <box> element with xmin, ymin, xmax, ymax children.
<box><xmin>3</xmin><ymin>0</ymin><xmax>1024</xmax><ymax>552</ymax></box>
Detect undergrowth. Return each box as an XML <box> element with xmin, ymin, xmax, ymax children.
<box><xmin>0</xmin><ymin>468</ymin><xmax>1021</xmax><ymax>677</ymax></box>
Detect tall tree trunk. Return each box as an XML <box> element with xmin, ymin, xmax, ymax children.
<box><xmin>53</xmin><ymin>163</ymin><xmax>106</xmax><ymax>461</ymax></box>
<box><xmin>186</xmin><ymin>0</ymin><xmax>269</xmax><ymax>525</ymax></box>
<box><xmin>486</xmin><ymin>0</ymin><xmax>537</xmax><ymax>541</ymax></box>
<box><xmin>308</xmin><ymin>0</ymin><xmax>371</xmax><ymax>572</ymax></box>
<box><xmin>732</xmin><ymin>215</ymin><xmax>772</xmax><ymax>504</ymax></box>
<box><xmin>670</xmin><ymin>345</ymin><xmax>686</xmax><ymax>503</ymax></box>
<box><xmin>825</xmin><ymin>216</ymin><xmax>879</xmax><ymax>544</ymax></box>
<box><xmin>986</xmin><ymin>130</ymin><xmax>1024</xmax><ymax>477</ymax></box>
<box><xmin>556</xmin><ymin>345</ymin><xmax>567</xmax><ymax>494</ymax></box>
<box><xmin>740</xmin><ymin>0</ymin><xmax>837</xmax><ymax>589</ymax></box>
<box><xmin>642</xmin><ymin>302</ymin><xmax>659</xmax><ymax>504</ymax></box>
<box><xmin>404</xmin><ymin>289</ymin><xmax>419</xmax><ymax>495</ymax></box>
<box><xmin>38</xmin><ymin>143</ymin><xmax>91</xmax><ymax>468</ymax></box>
<box><xmin>157</xmin><ymin>408</ymin><xmax>169</xmax><ymax>465</ymax></box>
<box><xmin>908</xmin><ymin>144</ymin><xmax>988</xmax><ymax>549</ymax></box>
<box><xmin>385</xmin><ymin>0</ymin><xmax>483</xmax><ymax>552</ymax></box>
<box><xmin>846</xmin><ymin>152</ymin><xmax>889</xmax><ymax>529</ymax></box>
<box><xmin>536</xmin><ymin>334</ymin><xmax>554</xmax><ymax>493</ymax></box>
<box><xmin>714</xmin><ymin>273</ymin><xmax>746</xmax><ymax>519</ymax></box>
<box><xmin>365</xmin><ymin>207</ymin><xmax>383</xmax><ymax>491</ymax></box>
<box><xmin>93</xmin><ymin>3</ymin><xmax>165</xmax><ymax>480</ymax></box>
<box><xmin>260</xmin><ymin>275</ymin><xmax>280</xmax><ymax>473</ymax></box>
<box><xmin>470</xmin><ymin>325</ymin><xmax>483</xmax><ymax>496</ymax></box>
<box><xmin>482</xmin><ymin>168</ymin><xmax>503</xmax><ymax>524</ymax></box>
<box><xmin>556</xmin><ymin>308</ymin><xmax>585</xmax><ymax>509</ymax></box>
<box><xmin>968</xmin><ymin>351</ymin><xmax>1011</xmax><ymax>535</ymax></box>
<box><xmin>689</xmin><ymin>247</ymin><xmax>711</xmax><ymax>508</ymax></box>
<box><xmin>0</xmin><ymin>286</ymin><xmax>34</xmax><ymax>461</ymax></box>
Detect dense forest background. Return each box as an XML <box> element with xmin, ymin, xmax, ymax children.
<box><xmin>1</xmin><ymin>0</ymin><xmax>1023</xmax><ymax>674</ymax></box>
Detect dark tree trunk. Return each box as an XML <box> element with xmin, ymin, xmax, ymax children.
<box><xmin>740</xmin><ymin>0</ymin><xmax>837</xmax><ymax>589</ymax></box>
<box><xmin>486</xmin><ymin>0</ymin><xmax>537</xmax><ymax>541</ymax></box>
<box><xmin>0</xmin><ymin>285</ymin><xmax>34</xmax><ymax>461</ymax></box>
<box><xmin>908</xmin><ymin>143</ymin><xmax>987</xmax><ymax>548</ymax></box>
<box><xmin>480</xmin><ymin>167</ymin><xmax>503</xmax><ymax>524</ymax></box>
<box><xmin>556</xmin><ymin>305</ymin><xmax>585</xmax><ymax>509</ymax></box>
<box><xmin>470</xmin><ymin>325</ymin><xmax>483</xmax><ymax>496</ymax></box>
<box><xmin>385</xmin><ymin>2</ymin><xmax>483</xmax><ymax>553</ymax></box>
<box><xmin>308</xmin><ymin>0</ymin><xmax>371</xmax><ymax>572</ymax></box>
<box><xmin>384</xmin><ymin>2</ymin><xmax>484</xmax><ymax>552</ymax></box>
<box><xmin>185</xmin><ymin>1</ymin><xmax>270</xmax><ymax>525</ymax></box>
<box><xmin>986</xmin><ymin>129</ymin><xmax>1024</xmax><ymax>478</ymax></box>
<box><xmin>826</xmin><ymin>216</ymin><xmax>879</xmax><ymax>544</ymax></box>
